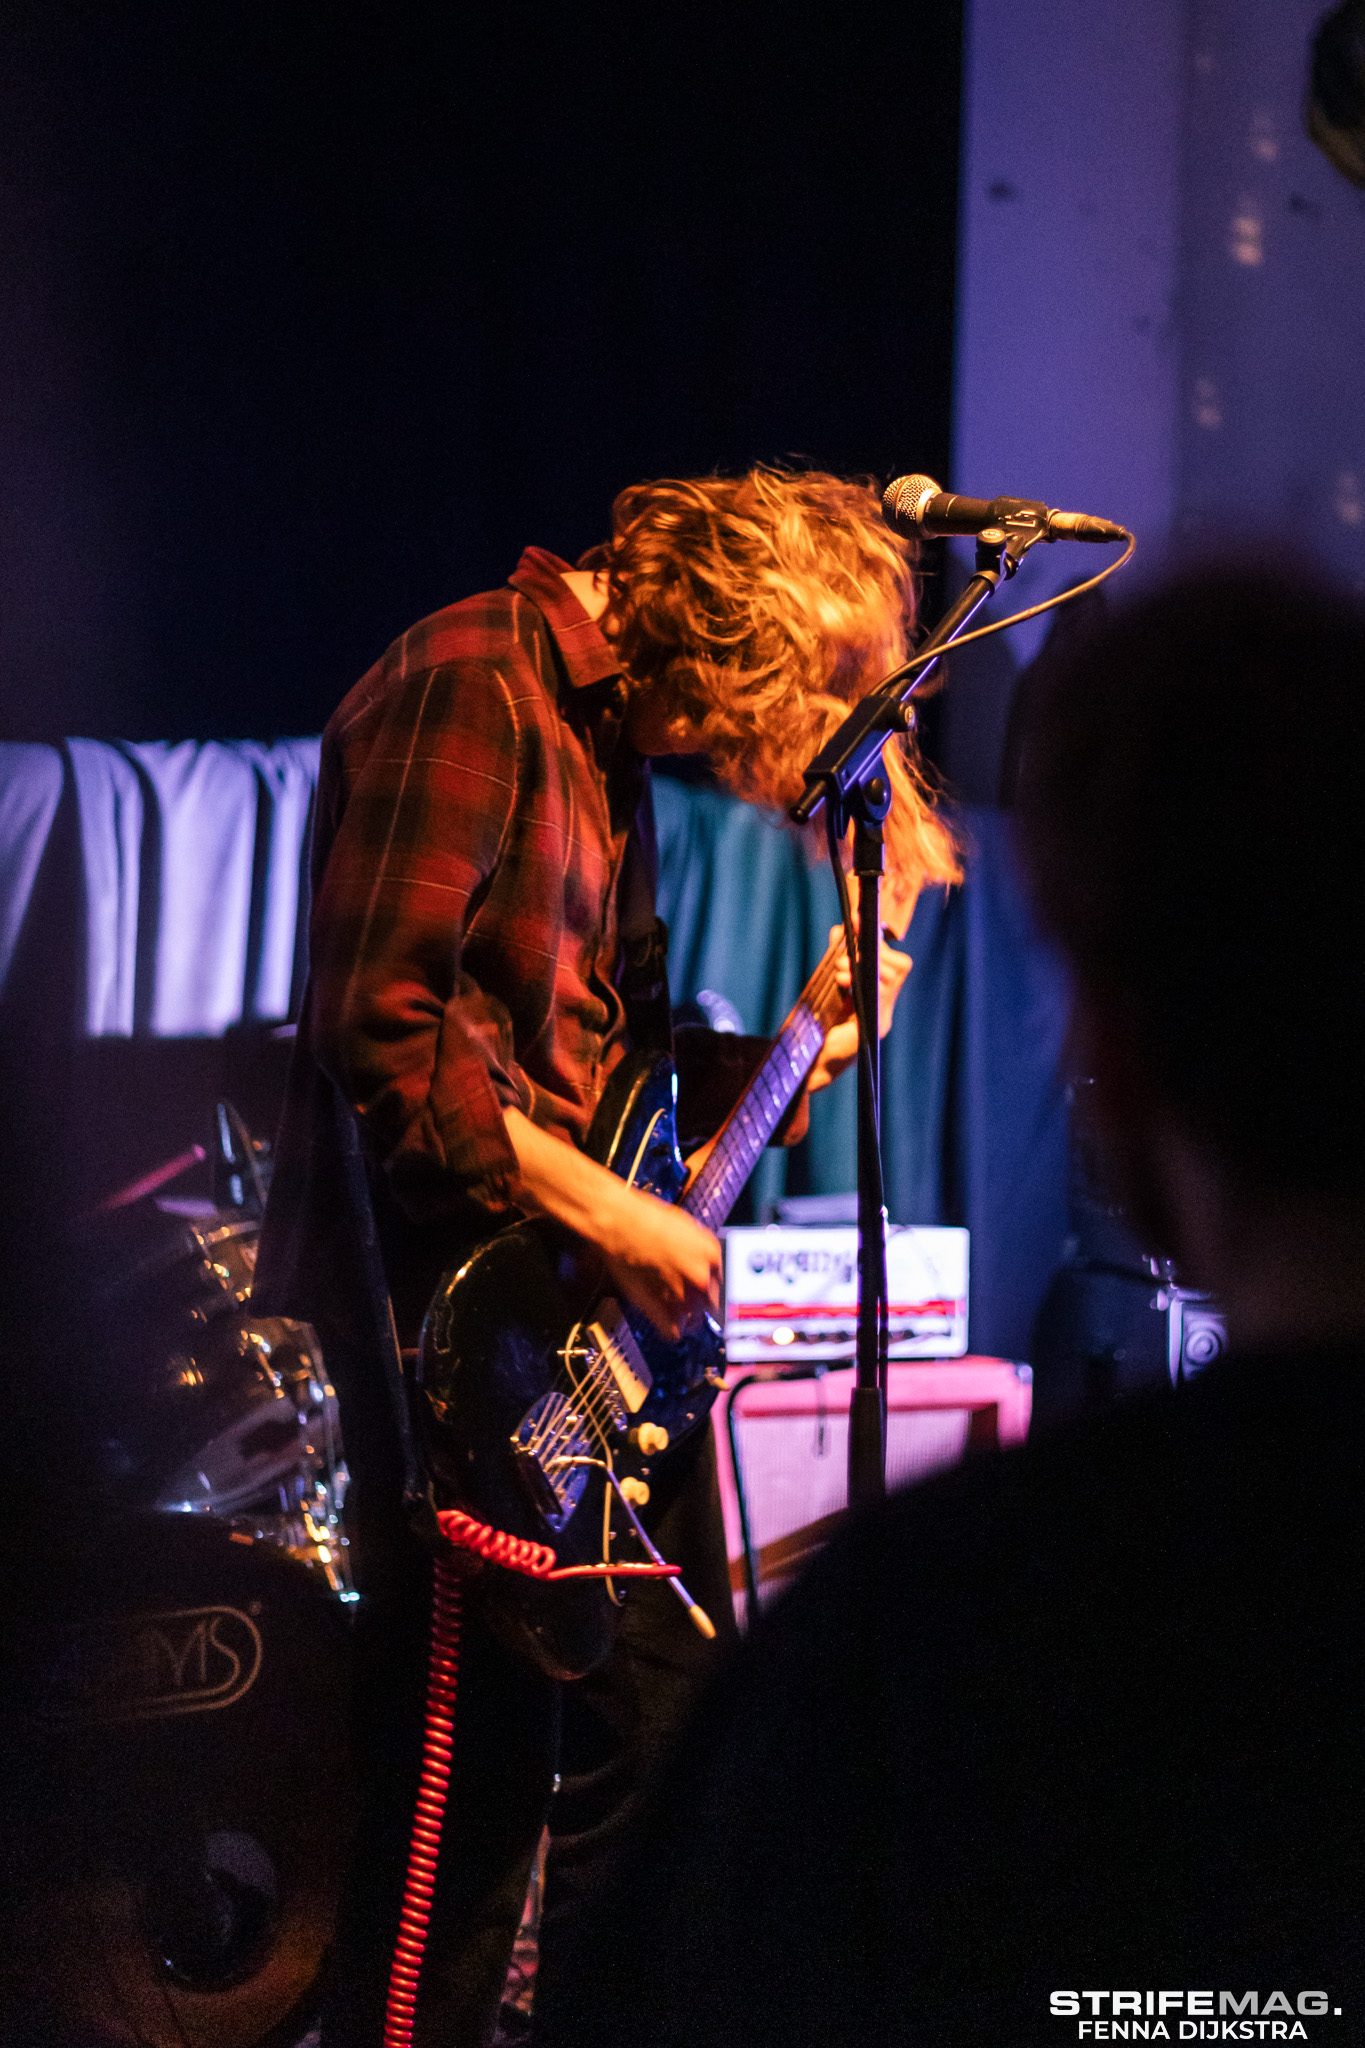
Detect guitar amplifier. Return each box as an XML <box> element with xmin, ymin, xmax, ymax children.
<box><xmin>713</xmin><ymin>1358</ymin><xmax>1032</xmax><ymax>1615</ymax></box>
<box><xmin>721</xmin><ymin>1223</ymin><xmax>970</xmax><ymax>1364</ymax></box>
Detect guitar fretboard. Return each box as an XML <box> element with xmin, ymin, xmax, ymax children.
<box><xmin>681</xmin><ymin>989</ymin><xmax>834</xmax><ymax>1234</ymax></box>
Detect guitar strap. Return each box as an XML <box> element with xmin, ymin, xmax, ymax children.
<box><xmin>329</xmin><ymin>1079</ymin><xmax>432</xmax><ymax>1524</ymax></box>
<box><xmin>616</xmin><ymin>772</ymin><xmax>674</xmax><ymax>1060</ymax></box>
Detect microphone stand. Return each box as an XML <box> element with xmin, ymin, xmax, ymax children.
<box><xmin>792</xmin><ymin>524</ymin><xmax>1036</xmax><ymax>1512</ymax></box>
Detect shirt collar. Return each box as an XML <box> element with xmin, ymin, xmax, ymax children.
<box><xmin>508</xmin><ymin>547</ymin><xmax>623</xmax><ymax>690</ymax></box>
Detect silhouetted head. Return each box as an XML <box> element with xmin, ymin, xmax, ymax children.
<box><xmin>1016</xmin><ymin>564</ymin><xmax>1365</xmax><ymax>1330</ymax></box>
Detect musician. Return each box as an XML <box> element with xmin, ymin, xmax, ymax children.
<box><xmin>254</xmin><ymin>466</ymin><xmax>957</xmax><ymax>2047</ymax></box>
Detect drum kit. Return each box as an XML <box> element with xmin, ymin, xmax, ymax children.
<box><xmin>0</xmin><ymin>1106</ymin><xmax>356</xmax><ymax>2048</ymax></box>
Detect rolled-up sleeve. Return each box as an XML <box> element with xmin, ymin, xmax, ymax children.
<box><xmin>309</xmin><ymin>658</ymin><xmax>532</xmax><ymax>1222</ymax></box>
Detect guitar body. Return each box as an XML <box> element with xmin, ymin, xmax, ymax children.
<box><xmin>416</xmin><ymin>1051</ymin><xmax>724</xmax><ymax>1681</ymax></box>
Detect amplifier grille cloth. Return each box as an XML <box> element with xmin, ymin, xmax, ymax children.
<box><xmin>732</xmin><ymin>1408</ymin><xmax>970</xmax><ymax>1566</ymax></box>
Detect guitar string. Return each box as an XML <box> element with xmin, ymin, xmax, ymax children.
<box><xmin>527</xmin><ymin>1394</ymin><xmax>590</xmax><ymax>1475</ymax></box>
<box><xmin>538</xmin><ymin>1355</ymin><xmax>618</xmax><ymax>1466</ymax></box>
<box><xmin>551</xmin><ymin>1350</ymin><xmax>619</xmax><ymax>1445</ymax></box>
<box><xmin>561</xmin><ymin>1305</ymin><xmax>646</xmax><ymax>1450</ymax></box>
<box><xmin>529</xmin><ymin>1334</ymin><xmax>632</xmax><ymax>1491</ymax></box>
<box><xmin>523</xmin><ymin>1403</ymin><xmax>578</xmax><ymax>1489</ymax></box>
<box><xmin>564</xmin><ymin>1314</ymin><xmax>636</xmax><ymax>1444</ymax></box>
<box><xmin>538</xmin><ymin>1291</ymin><xmax>672</xmax><ymax>1482</ymax></box>
<box><xmin>550</xmin><ymin>1342</ymin><xmax>640</xmax><ymax>1573</ymax></box>
<box><xmin>558</xmin><ymin>1346</ymin><xmax>617</xmax><ymax>1464</ymax></box>
<box><xmin>689</xmin><ymin>1040</ymin><xmax>804</xmax><ymax>1221</ymax></box>
<box><xmin>523</xmin><ymin>1383</ymin><xmax>618</xmax><ymax>1557</ymax></box>
<box><xmin>532</xmin><ymin>1312</ymin><xmax>630</xmax><ymax>1448</ymax></box>
<box><xmin>524</xmin><ymin>1379</ymin><xmax>582</xmax><ymax>1459</ymax></box>
<box><xmin>525</xmin><ymin>1347</ymin><xmax>618</xmax><ymax>1477</ymax></box>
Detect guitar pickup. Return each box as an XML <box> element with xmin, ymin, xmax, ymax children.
<box><xmin>511</xmin><ymin>1390</ymin><xmax>593</xmax><ymax>1531</ymax></box>
<box><xmin>587</xmin><ymin>1312</ymin><xmax>653</xmax><ymax>1416</ymax></box>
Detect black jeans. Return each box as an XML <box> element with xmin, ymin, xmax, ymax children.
<box><xmin>318</xmin><ymin>1324</ymin><xmax>736</xmax><ymax>2048</ymax></box>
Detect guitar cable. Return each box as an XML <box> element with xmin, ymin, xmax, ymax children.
<box><xmin>382</xmin><ymin>1553</ymin><xmax>462</xmax><ymax>2048</ymax></box>
<box><xmin>382</xmin><ymin>1497</ymin><xmax>712</xmax><ymax>2048</ymax></box>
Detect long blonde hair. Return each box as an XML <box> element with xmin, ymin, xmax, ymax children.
<box><xmin>587</xmin><ymin>466</ymin><xmax>960</xmax><ymax>930</ymax></box>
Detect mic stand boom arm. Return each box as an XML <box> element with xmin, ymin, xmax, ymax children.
<box><xmin>791</xmin><ymin>526</ymin><xmax>1032</xmax><ymax>1513</ymax></box>
<box><xmin>791</xmin><ymin>532</ymin><xmax>1018</xmax><ymax>830</ymax></box>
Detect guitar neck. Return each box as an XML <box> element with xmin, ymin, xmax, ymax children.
<box><xmin>681</xmin><ymin>940</ymin><xmax>844</xmax><ymax>1235</ymax></box>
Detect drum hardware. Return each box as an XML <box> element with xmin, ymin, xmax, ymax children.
<box><xmin>85</xmin><ymin>1087</ymin><xmax>269</xmax><ymax>1226</ymax></box>
<box><xmin>151</xmin><ymin>1307</ymin><xmax>356</xmax><ymax>1603</ymax></box>
<box><xmin>72</xmin><ymin>1157</ymin><xmax>357</xmax><ymax>1602</ymax></box>
<box><xmin>213</xmin><ymin>1098</ymin><xmax>271</xmax><ymax>1217</ymax></box>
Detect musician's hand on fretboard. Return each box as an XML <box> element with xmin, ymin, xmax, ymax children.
<box><xmin>805</xmin><ymin>923</ymin><xmax>912</xmax><ymax>1094</ymax></box>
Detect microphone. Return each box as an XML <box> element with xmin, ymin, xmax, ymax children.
<box><xmin>883</xmin><ymin>473</ymin><xmax>1126</xmax><ymax>544</ymax></box>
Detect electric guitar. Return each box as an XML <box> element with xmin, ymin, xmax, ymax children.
<box><xmin>415</xmin><ymin>939</ymin><xmax>848</xmax><ymax>1680</ymax></box>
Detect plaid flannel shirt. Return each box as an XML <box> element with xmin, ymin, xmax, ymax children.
<box><xmin>307</xmin><ymin>547</ymin><xmax>645</xmax><ymax>1219</ymax></box>
<box><xmin>254</xmin><ymin>548</ymin><xmax>657</xmax><ymax>1337</ymax></box>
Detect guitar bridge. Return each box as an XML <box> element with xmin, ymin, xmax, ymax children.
<box><xmin>575</xmin><ymin>1308</ymin><xmax>653</xmax><ymax>1418</ymax></box>
<box><xmin>511</xmin><ymin>1391</ymin><xmax>594</xmax><ymax>1532</ymax></box>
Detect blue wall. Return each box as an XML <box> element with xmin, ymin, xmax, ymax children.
<box><xmin>1178</xmin><ymin>2</ymin><xmax>1365</xmax><ymax>573</ymax></box>
<box><xmin>945</xmin><ymin>0</ymin><xmax>1365</xmax><ymax>802</ymax></box>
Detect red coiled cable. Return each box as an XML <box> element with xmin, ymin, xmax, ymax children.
<box><xmin>382</xmin><ymin>1511</ymin><xmax>683</xmax><ymax>2046</ymax></box>
<box><xmin>382</xmin><ymin>1552</ymin><xmax>462</xmax><ymax>2048</ymax></box>
<box><xmin>437</xmin><ymin>1507</ymin><xmax>557</xmax><ymax>1576</ymax></box>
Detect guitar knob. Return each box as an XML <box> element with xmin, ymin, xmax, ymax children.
<box><xmin>620</xmin><ymin>1477</ymin><xmax>651</xmax><ymax>1507</ymax></box>
<box><xmin>630</xmin><ymin>1423</ymin><xmax>670</xmax><ymax>1456</ymax></box>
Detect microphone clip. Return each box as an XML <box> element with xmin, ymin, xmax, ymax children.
<box><xmin>973</xmin><ymin>502</ymin><xmax>1052</xmax><ymax>576</ymax></box>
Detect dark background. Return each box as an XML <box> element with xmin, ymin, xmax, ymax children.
<box><xmin>0</xmin><ymin>0</ymin><xmax>964</xmax><ymax>744</ymax></box>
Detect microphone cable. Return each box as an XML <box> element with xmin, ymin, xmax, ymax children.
<box><xmin>891</xmin><ymin>527</ymin><xmax>1136</xmax><ymax>695</ymax></box>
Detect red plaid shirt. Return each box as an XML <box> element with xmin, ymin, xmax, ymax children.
<box><xmin>255</xmin><ymin>548</ymin><xmax>656</xmax><ymax>1337</ymax></box>
<box><xmin>307</xmin><ymin>547</ymin><xmax>645</xmax><ymax>1220</ymax></box>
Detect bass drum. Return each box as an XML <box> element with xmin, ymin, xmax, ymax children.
<box><xmin>0</xmin><ymin>1513</ymin><xmax>356</xmax><ymax>2048</ymax></box>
